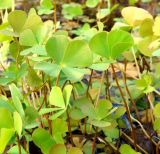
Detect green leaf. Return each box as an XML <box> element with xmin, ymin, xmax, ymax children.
<box><xmin>20</xmin><ymin>45</ymin><xmax>47</xmax><ymax>56</ymax></box>
<box><xmin>70</xmin><ymin>108</ymin><xmax>86</xmax><ymax>120</ymax></box>
<box><xmin>9</xmin><ymin>41</ymin><xmax>20</xmax><ymax>59</ymax></box>
<box><xmin>53</xmin><ymin>133</ymin><xmax>64</xmax><ymax>144</ymax></box>
<box><xmin>96</xmin><ymin>8</ymin><xmax>110</xmax><ymax>19</ymax></box>
<box><xmin>33</xmin><ymin>24</ymin><xmax>48</xmax><ymax>44</ymax></box>
<box><xmin>92</xmin><ymin>120</ymin><xmax>111</xmax><ymax>127</ymax></box>
<box><xmin>8</xmin><ymin>9</ymin><xmax>42</xmax><ymax>33</ymax></box>
<box><xmin>49</xmin><ymin>86</ymin><xmax>65</xmax><ymax>108</ymax></box>
<box><xmin>19</xmin><ymin>29</ymin><xmax>38</xmax><ymax>46</ymax></box>
<box><xmin>49</xmin><ymin>144</ymin><xmax>66</xmax><ymax>154</ymax></box>
<box><xmin>103</xmin><ymin>127</ymin><xmax>119</xmax><ymax>139</ymax></box>
<box><xmin>89</xmin><ymin>30</ymin><xmax>133</xmax><ymax>60</ymax></box>
<box><xmin>46</xmin><ymin>35</ymin><xmax>92</xmax><ymax>67</ymax></box>
<box><xmin>86</xmin><ymin>0</ymin><xmax>99</xmax><ymax>8</ymax></box>
<box><xmin>39</xmin><ymin>108</ymin><xmax>62</xmax><ymax>115</ymax></box>
<box><xmin>62</xmin><ymin>39</ymin><xmax>92</xmax><ymax>67</ymax></box>
<box><xmin>154</xmin><ymin>103</ymin><xmax>160</xmax><ymax>118</ymax></box>
<box><xmin>153</xmin><ymin>118</ymin><xmax>160</xmax><ymax>131</ymax></box>
<box><xmin>121</xmin><ymin>6</ymin><xmax>153</xmax><ymax>27</ymax></box>
<box><xmin>0</xmin><ymin>128</ymin><xmax>14</xmax><ymax>154</ymax></box>
<box><xmin>114</xmin><ymin>106</ymin><xmax>126</xmax><ymax>118</ymax></box>
<box><xmin>120</xmin><ymin>144</ymin><xmax>140</xmax><ymax>154</ymax></box>
<box><xmin>52</xmin><ymin>118</ymin><xmax>68</xmax><ymax>135</ymax></box>
<box><xmin>22</xmin><ymin>8</ymin><xmax>42</xmax><ymax>30</ymax></box>
<box><xmin>62</xmin><ymin>67</ymin><xmax>90</xmax><ymax>81</ymax></box>
<box><xmin>32</xmin><ymin>128</ymin><xmax>55</xmax><ymax>154</ymax></box>
<box><xmin>90</xmin><ymin>63</ymin><xmax>109</xmax><ymax>71</ymax></box>
<box><xmin>8</xmin><ymin>10</ymin><xmax>27</xmax><ymax>32</ymax></box>
<box><xmin>112</xmin><ymin>22</ymin><xmax>132</xmax><ymax>31</ymax></box>
<box><xmin>77</xmin><ymin>99</ymin><xmax>95</xmax><ymax>119</ymax></box>
<box><xmin>0</xmin><ymin>108</ymin><xmax>13</xmax><ymax>129</ymax></box>
<box><xmin>38</xmin><ymin>0</ymin><xmax>53</xmax><ymax>15</ymax></box>
<box><xmin>152</xmin><ymin>48</ymin><xmax>160</xmax><ymax>57</ymax></box>
<box><xmin>0</xmin><ymin>0</ymin><xmax>14</xmax><ymax>9</ymax></box>
<box><xmin>0</xmin><ymin>95</ymin><xmax>14</xmax><ymax>112</ymax></box>
<box><xmin>49</xmin><ymin>109</ymin><xmax>66</xmax><ymax>120</ymax></box>
<box><xmin>46</xmin><ymin>35</ymin><xmax>69</xmax><ymax>64</ymax></box>
<box><xmin>7</xmin><ymin>145</ymin><xmax>26</xmax><ymax>154</ymax></box>
<box><xmin>136</xmin><ymin>74</ymin><xmax>154</xmax><ymax>93</ymax></box>
<box><xmin>34</xmin><ymin>62</ymin><xmax>61</xmax><ymax>77</ymax></box>
<box><xmin>24</xmin><ymin>107</ymin><xmax>39</xmax><ymax>129</ymax></box>
<box><xmin>40</xmin><ymin>0</ymin><xmax>53</xmax><ymax>9</ymax></box>
<box><xmin>13</xmin><ymin>112</ymin><xmax>22</xmax><ymax>136</ymax></box>
<box><xmin>68</xmin><ymin>147</ymin><xmax>83</xmax><ymax>154</ymax></box>
<box><xmin>51</xmin><ymin>118</ymin><xmax>67</xmax><ymax>144</ymax></box>
<box><xmin>95</xmin><ymin>99</ymin><xmax>112</xmax><ymax>120</ymax></box>
<box><xmin>63</xmin><ymin>85</ymin><xmax>73</xmax><ymax>106</ymax></box>
<box><xmin>9</xmin><ymin>84</ymin><xmax>25</xmax><ymax>118</ymax></box>
<box><xmin>62</xmin><ymin>3</ymin><xmax>83</xmax><ymax>20</ymax></box>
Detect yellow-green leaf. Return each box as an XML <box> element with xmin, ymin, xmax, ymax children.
<box><xmin>0</xmin><ymin>128</ymin><xmax>14</xmax><ymax>153</ymax></box>
<box><xmin>68</xmin><ymin>147</ymin><xmax>83</xmax><ymax>154</ymax></box>
<box><xmin>154</xmin><ymin>103</ymin><xmax>160</xmax><ymax>118</ymax></box>
<box><xmin>121</xmin><ymin>6</ymin><xmax>153</xmax><ymax>27</ymax></box>
<box><xmin>13</xmin><ymin>112</ymin><xmax>22</xmax><ymax>136</ymax></box>
<box><xmin>153</xmin><ymin>16</ymin><xmax>160</xmax><ymax>36</ymax></box>
<box><xmin>49</xmin><ymin>86</ymin><xmax>65</xmax><ymax>108</ymax></box>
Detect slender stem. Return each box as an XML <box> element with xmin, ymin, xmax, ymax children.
<box><xmin>122</xmin><ymin>61</ymin><xmax>140</xmax><ymax>121</ymax></box>
<box><xmin>111</xmin><ymin>64</ymin><xmax>137</xmax><ymax>150</ymax></box>
<box><xmin>92</xmin><ymin>128</ymin><xmax>98</xmax><ymax>154</ymax></box>
<box><xmin>154</xmin><ymin>89</ymin><xmax>160</xmax><ymax>96</ymax></box>
<box><xmin>86</xmin><ymin>69</ymin><xmax>93</xmax><ymax>97</ymax></box>
<box><xmin>0</xmin><ymin>61</ymin><xmax>6</xmax><ymax>71</ymax></box>
<box><xmin>131</xmin><ymin>115</ymin><xmax>158</xmax><ymax>147</ymax></box>
<box><xmin>56</xmin><ymin>73</ymin><xmax>60</xmax><ymax>86</ymax></box>
<box><xmin>108</xmin><ymin>0</ymin><xmax>111</xmax><ymax>10</ymax></box>
<box><xmin>17</xmin><ymin>135</ymin><xmax>21</xmax><ymax>154</ymax></box>
<box><xmin>0</xmin><ymin>86</ymin><xmax>7</xmax><ymax>97</ymax></box>
<box><xmin>113</xmin><ymin>64</ymin><xmax>138</xmax><ymax>80</ymax></box>
<box><xmin>12</xmin><ymin>0</ymin><xmax>15</xmax><ymax>11</ymax></box>
<box><xmin>105</xmin><ymin>70</ymin><xmax>111</xmax><ymax>100</ymax></box>
<box><xmin>95</xmin><ymin>71</ymin><xmax>105</xmax><ymax>106</ymax></box>
<box><xmin>132</xmin><ymin>47</ymin><xmax>141</xmax><ymax>79</ymax></box>
<box><xmin>150</xmin><ymin>57</ymin><xmax>153</xmax><ymax>71</ymax></box>
<box><xmin>0</xmin><ymin>10</ymin><xmax>4</xmax><ymax>21</ymax></box>
<box><xmin>68</xmin><ymin>80</ymin><xmax>76</xmax><ymax>100</ymax></box>
<box><xmin>31</xmin><ymin>92</ymin><xmax>37</xmax><ymax>109</ymax></box>
<box><xmin>43</xmin><ymin>84</ymin><xmax>52</xmax><ymax>133</ymax></box>
<box><xmin>66</xmin><ymin>110</ymin><xmax>74</xmax><ymax>145</ymax></box>
<box><xmin>146</xmin><ymin>94</ymin><xmax>154</xmax><ymax>124</ymax></box>
<box><xmin>121</xmin><ymin>131</ymin><xmax>148</xmax><ymax>154</ymax></box>
<box><xmin>156</xmin><ymin>141</ymin><xmax>160</xmax><ymax>154</ymax></box>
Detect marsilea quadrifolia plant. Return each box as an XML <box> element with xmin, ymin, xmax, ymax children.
<box><xmin>0</xmin><ymin>4</ymin><xmax>160</xmax><ymax>154</ymax></box>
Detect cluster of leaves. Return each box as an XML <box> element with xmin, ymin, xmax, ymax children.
<box><xmin>0</xmin><ymin>0</ymin><xmax>160</xmax><ymax>154</ymax></box>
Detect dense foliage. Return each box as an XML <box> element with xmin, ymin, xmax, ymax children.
<box><xmin>0</xmin><ymin>0</ymin><xmax>160</xmax><ymax>154</ymax></box>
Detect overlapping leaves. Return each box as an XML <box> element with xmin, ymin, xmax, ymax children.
<box><xmin>89</xmin><ymin>30</ymin><xmax>134</xmax><ymax>61</ymax></box>
<box><xmin>35</xmin><ymin>35</ymin><xmax>93</xmax><ymax>81</ymax></box>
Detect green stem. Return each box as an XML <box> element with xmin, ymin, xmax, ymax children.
<box><xmin>95</xmin><ymin>71</ymin><xmax>105</xmax><ymax>106</ymax></box>
<box><xmin>132</xmin><ymin>47</ymin><xmax>141</xmax><ymax>79</ymax></box>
